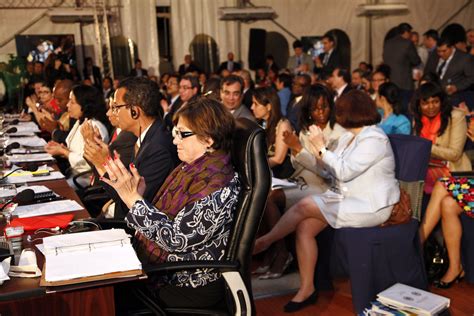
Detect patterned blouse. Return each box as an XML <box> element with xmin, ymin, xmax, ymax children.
<box><xmin>125</xmin><ymin>173</ymin><xmax>241</xmax><ymax>288</ymax></box>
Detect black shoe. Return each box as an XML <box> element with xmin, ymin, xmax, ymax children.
<box><xmin>283</xmin><ymin>291</ymin><xmax>318</xmax><ymax>313</ymax></box>
<box><xmin>433</xmin><ymin>270</ymin><xmax>464</xmax><ymax>289</ymax></box>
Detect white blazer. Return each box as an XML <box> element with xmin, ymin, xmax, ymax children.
<box><xmin>65</xmin><ymin>119</ymin><xmax>109</xmax><ymax>174</ymax></box>
<box><xmin>320</xmin><ymin>125</ymin><xmax>400</xmax><ymax>213</ymax></box>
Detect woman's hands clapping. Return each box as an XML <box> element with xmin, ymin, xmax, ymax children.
<box><xmin>307</xmin><ymin>124</ymin><xmax>326</xmax><ymax>157</ymax></box>
<box><xmin>101</xmin><ymin>152</ymin><xmax>146</xmax><ymax>208</ymax></box>
<box><xmin>282</xmin><ymin>130</ymin><xmax>303</xmax><ymax>156</ymax></box>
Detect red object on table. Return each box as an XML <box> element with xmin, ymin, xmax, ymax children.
<box><xmin>8</xmin><ymin>214</ymin><xmax>74</xmax><ymax>231</ymax></box>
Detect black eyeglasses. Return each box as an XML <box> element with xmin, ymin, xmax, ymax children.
<box><xmin>110</xmin><ymin>103</ymin><xmax>131</xmax><ymax>114</ymax></box>
<box><xmin>172</xmin><ymin>126</ymin><xmax>195</xmax><ymax>140</ymax></box>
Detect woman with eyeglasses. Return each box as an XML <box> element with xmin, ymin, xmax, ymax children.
<box><xmin>253</xmin><ymin>84</ymin><xmax>346</xmax><ymax>280</ymax></box>
<box><xmin>251</xmin><ymin>86</ymin><xmax>294</xmax><ymax>179</ymax></box>
<box><xmin>101</xmin><ymin>97</ymin><xmax>241</xmax><ymax>309</ymax></box>
<box><xmin>44</xmin><ymin>85</ymin><xmax>109</xmax><ymax>187</ymax></box>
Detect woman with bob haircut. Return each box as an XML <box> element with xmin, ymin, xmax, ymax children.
<box><xmin>254</xmin><ymin>90</ymin><xmax>400</xmax><ymax>313</ymax></box>
<box><xmin>100</xmin><ymin>97</ymin><xmax>241</xmax><ymax>309</ymax></box>
<box><xmin>411</xmin><ymin>82</ymin><xmax>471</xmax><ymax>193</ymax></box>
<box><xmin>376</xmin><ymin>82</ymin><xmax>411</xmax><ymax>135</ymax></box>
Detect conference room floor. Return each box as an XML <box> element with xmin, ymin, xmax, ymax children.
<box><xmin>254</xmin><ymin>278</ymin><xmax>474</xmax><ymax>315</ymax></box>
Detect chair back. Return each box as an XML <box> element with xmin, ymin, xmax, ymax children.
<box><xmin>227</xmin><ymin>118</ymin><xmax>271</xmax><ymax>300</ymax></box>
<box><xmin>388</xmin><ymin>134</ymin><xmax>432</xmax><ymax>220</ymax></box>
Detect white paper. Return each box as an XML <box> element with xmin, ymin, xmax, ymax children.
<box><xmin>12</xmin><ymin>199</ymin><xmax>83</xmax><ymax>218</ymax></box>
<box><xmin>7</xmin><ymin>153</ymin><xmax>54</xmax><ymax>163</ymax></box>
<box><xmin>43</xmin><ymin>229</ymin><xmax>142</xmax><ymax>282</ymax></box>
<box><xmin>0</xmin><ymin>257</ymin><xmax>11</xmax><ymax>284</ymax></box>
<box><xmin>377</xmin><ymin>283</ymin><xmax>450</xmax><ymax>315</ymax></box>
<box><xmin>10</xmin><ymin>122</ymin><xmax>40</xmax><ymax>133</ymax></box>
<box><xmin>271</xmin><ymin>177</ymin><xmax>298</xmax><ymax>189</ymax></box>
<box><xmin>17</xmin><ymin>185</ymin><xmax>51</xmax><ymax>194</ymax></box>
<box><xmin>6</xmin><ymin>171</ymin><xmax>64</xmax><ymax>184</ymax></box>
<box><xmin>7</xmin><ymin>136</ymin><xmax>47</xmax><ymax>147</ymax></box>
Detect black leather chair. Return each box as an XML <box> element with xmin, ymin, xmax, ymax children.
<box><xmin>129</xmin><ymin>118</ymin><xmax>271</xmax><ymax>315</ymax></box>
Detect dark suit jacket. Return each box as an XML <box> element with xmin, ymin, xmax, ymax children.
<box><xmin>129</xmin><ymin>68</ymin><xmax>148</xmax><ymax>78</ymax></box>
<box><xmin>101</xmin><ymin>119</ymin><xmax>179</xmax><ymax>219</ymax></box>
<box><xmin>424</xmin><ymin>49</ymin><xmax>439</xmax><ymax>75</ymax></box>
<box><xmin>218</xmin><ymin>61</ymin><xmax>242</xmax><ymax>73</ymax></box>
<box><xmin>242</xmin><ymin>88</ymin><xmax>254</xmax><ymax>109</ymax></box>
<box><xmin>178</xmin><ymin>63</ymin><xmax>200</xmax><ymax>75</ymax></box>
<box><xmin>316</xmin><ymin>51</ymin><xmax>342</xmax><ymax>75</ymax></box>
<box><xmin>383</xmin><ymin>35</ymin><xmax>421</xmax><ymax>90</ymax></box>
<box><xmin>109</xmin><ymin>129</ymin><xmax>137</xmax><ymax>168</ymax></box>
<box><xmin>439</xmin><ymin>50</ymin><xmax>474</xmax><ymax>92</ymax></box>
<box><xmin>164</xmin><ymin>97</ymin><xmax>184</xmax><ymax>132</ymax></box>
<box><xmin>286</xmin><ymin>97</ymin><xmax>302</xmax><ymax>133</ymax></box>
<box><xmin>83</xmin><ymin>66</ymin><xmax>102</xmax><ymax>89</ymax></box>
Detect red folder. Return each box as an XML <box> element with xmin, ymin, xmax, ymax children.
<box><xmin>9</xmin><ymin>214</ymin><xmax>74</xmax><ymax>231</ymax></box>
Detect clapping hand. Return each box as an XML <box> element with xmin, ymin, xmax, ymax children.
<box><xmin>282</xmin><ymin>130</ymin><xmax>303</xmax><ymax>155</ymax></box>
<box><xmin>44</xmin><ymin>140</ymin><xmax>68</xmax><ymax>157</ymax></box>
<box><xmin>80</xmin><ymin>119</ymin><xmax>101</xmax><ymax>143</ymax></box>
<box><xmin>84</xmin><ymin>135</ymin><xmax>110</xmax><ymax>176</ymax></box>
<box><xmin>307</xmin><ymin>124</ymin><xmax>326</xmax><ymax>156</ymax></box>
<box><xmin>101</xmin><ymin>151</ymin><xmax>146</xmax><ymax>208</ymax></box>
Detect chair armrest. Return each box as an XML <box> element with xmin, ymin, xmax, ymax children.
<box><xmin>82</xmin><ymin>185</ymin><xmax>106</xmax><ymax>196</ymax></box>
<box><xmin>143</xmin><ymin>260</ymin><xmax>240</xmax><ymax>274</ymax></box>
<box><xmin>72</xmin><ymin>170</ymin><xmax>93</xmax><ymax>190</ymax></box>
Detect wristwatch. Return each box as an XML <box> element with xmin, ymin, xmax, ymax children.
<box><xmin>319</xmin><ymin>147</ymin><xmax>327</xmax><ymax>157</ymax></box>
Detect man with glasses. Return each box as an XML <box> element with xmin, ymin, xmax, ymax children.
<box><xmin>97</xmin><ymin>77</ymin><xmax>179</xmax><ymax>219</ymax></box>
<box><xmin>164</xmin><ymin>74</ymin><xmax>199</xmax><ymax>131</ymax></box>
<box><xmin>220</xmin><ymin>75</ymin><xmax>255</xmax><ymax>122</ymax></box>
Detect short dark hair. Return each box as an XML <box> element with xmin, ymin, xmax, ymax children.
<box><xmin>135</xmin><ymin>59</ymin><xmax>142</xmax><ymax>64</ymax></box>
<box><xmin>398</xmin><ymin>23</ymin><xmax>413</xmax><ymax>34</ymax></box>
<box><xmin>323</xmin><ymin>34</ymin><xmax>335</xmax><ymax>43</ymax></box>
<box><xmin>378</xmin><ymin>82</ymin><xmax>403</xmax><ymax>115</ymax></box>
<box><xmin>335</xmin><ymin>68</ymin><xmax>351</xmax><ymax>84</ymax></box>
<box><xmin>374</xmin><ymin>64</ymin><xmax>391</xmax><ymax>80</ymax></box>
<box><xmin>220</xmin><ymin>75</ymin><xmax>244</xmax><ymax>94</ymax></box>
<box><xmin>335</xmin><ymin>90</ymin><xmax>381</xmax><ymax>128</ymax></box>
<box><xmin>173</xmin><ymin>97</ymin><xmax>235</xmax><ymax>153</ymax></box>
<box><xmin>71</xmin><ymin>85</ymin><xmax>108</xmax><ymax>125</ymax></box>
<box><xmin>423</xmin><ymin>29</ymin><xmax>439</xmax><ymax>41</ymax></box>
<box><xmin>181</xmin><ymin>74</ymin><xmax>200</xmax><ymax>90</ymax></box>
<box><xmin>411</xmin><ymin>82</ymin><xmax>452</xmax><ymax>136</ymax></box>
<box><xmin>299</xmin><ymin>84</ymin><xmax>336</xmax><ymax>131</ymax></box>
<box><xmin>118</xmin><ymin>77</ymin><xmax>164</xmax><ymax>120</ymax></box>
<box><xmin>292</xmin><ymin>40</ymin><xmax>303</xmax><ymax>49</ymax></box>
<box><xmin>437</xmin><ymin>36</ymin><xmax>453</xmax><ymax>47</ymax></box>
<box><xmin>295</xmin><ymin>74</ymin><xmax>312</xmax><ymax>87</ymax></box>
<box><xmin>277</xmin><ymin>73</ymin><xmax>293</xmax><ymax>88</ymax></box>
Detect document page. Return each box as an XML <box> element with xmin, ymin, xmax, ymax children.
<box><xmin>12</xmin><ymin>199</ymin><xmax>83</xmax><ymax>218</ymax></box>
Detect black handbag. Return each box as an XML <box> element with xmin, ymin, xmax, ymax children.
<box><xmin>424</xmin><ymin>236</ymin><xmax>449</xmax><ymax>283</ymax></box>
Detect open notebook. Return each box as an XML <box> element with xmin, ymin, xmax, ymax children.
<box><xmin>40</xmin><ymin>229</ymin><xmax>142</xmax><ymax>286</ymax></box>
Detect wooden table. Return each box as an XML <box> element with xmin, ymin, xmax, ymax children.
<box><xmin>0</xmin><ymin>178</ymin><xmax>117</xmax><ymax>316</ymax></box>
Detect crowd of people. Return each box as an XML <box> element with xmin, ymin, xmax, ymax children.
<box><xmin>10</xmin><ymin>21</ymin><xmax>474</xmax><ymax>313</ymax></box>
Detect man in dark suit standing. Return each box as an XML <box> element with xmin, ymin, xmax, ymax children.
<box><xmin>83</xmin><ymin>57</ymin><xmax>102</xmax><ymax>90</ymax></box>
<box><xmin>178</xmin><ymin>54</ymin><xmax>200</xmax><ymax>75</ymax></box>
<box><xmin>129</xmin><ymin>59</ymin><xmax>148</xmax><ymax>78</ymax></box>
<box><xmin>383</xmin><ymin>23</ymin><xmax>421</xmax><ymax>109</ymax></box>
<box><xmin>431</xmin><ymin>37</ymin><xmax>474</xmax><ymax>105</ymax></box>
<box><xmin>218</xmin><ymin>52</ymin><xmax>242</xmax><ymax>74</ymax></box>
<box><xmin>315</xmin><ymin>34</ymin><xmax>341</xmax><ymax>76</ymax></box>
<box><xmin>99</xmin><ymin>77</ymin><xmax>179</xmax><ymax>219</ymax></box>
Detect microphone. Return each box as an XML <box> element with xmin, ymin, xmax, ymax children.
<box><xmin>0</xmin><ymin>165</ymin><xmax>39</xmax><ymax>182</ymax></box>
<box><xmin>2</xmin><ymin>127</ymin><xmax>17</xmax><ymax>134</ymax></box>
<box><xmin>5</xmin><ymin>142</ymin><xmax>20</xmax><ymax>152</ymax></box>
<box><xmin>0</xmin><ymin>189</ymin><xmax>35</xmax><ymax>212</ymax></box>
<box><xmin>9</xmin><ymin>119</ymin><xmax>19</xmax><ymax>125</ymax></box>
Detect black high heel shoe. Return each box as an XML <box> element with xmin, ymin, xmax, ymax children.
<box><xmin>433</xmin><ymin>269</ymin><xmax>465</xmax><ymax>289</ymax></box>
<box><xmin>283</xmin><ymin>291</ymin><xmax>318</xmax><ymax>313</ymax></box>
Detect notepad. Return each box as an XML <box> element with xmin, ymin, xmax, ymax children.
<box><xmin>12</xmin><ymin>199</ymin><xmax>83</xmax><ymax>218</ymax></box>
<box><xmin>376</xmin><ymin>283</ymin><xmax>450</xmax><ymax>315</ymax></box>
<box><xmin>41</xmin><ymin>229</ymin><xmax>142</xmax><ymax>284</ymax></box>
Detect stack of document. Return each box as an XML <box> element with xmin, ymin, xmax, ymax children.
<box><xmin>12</xmin><ymin>199</ymin><xmax>83</xmax><ymax>218</ymax></box>
<box><xmin>41</xmin><ymin>229</ymin><xmax>142</xmax><ymax>284</ymax></box>
<box><xmin>7</xmin><ymin>136</ymin><xmax>47</xmax><ymax>147</ymax></box>
<box><xmin>363</xmin><ymin>283</ymin><xmax>450</xmax><ymax>315</ymax></box>
<box><xmin>7</xmin><ymin>153</ymin><xmax>54</xmax><ymax>164</ymax></box>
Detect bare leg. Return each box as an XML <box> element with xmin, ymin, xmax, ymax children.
<box><xmin>419</xmin><ymin>181</ymin><xmax>450</xmax><ymax>244</ymax></box>
<box><xmin>258</xmin><ymin>190</ymin><xmax>287</xmax><ymax>269</ymax></box>
<box><xmin>291</xmin><ymin>217</ymin><xmax>327</xmax><ymax>302</ymax></box>
<box><xmin>439</xmin><ymin>196</ymin><xmax>464</xmax><ymax>282</ymax></box>
<box><xmin>254</xmin><ymin>196</ymin><xmax>326</xmax><ymax>254</ymax></box>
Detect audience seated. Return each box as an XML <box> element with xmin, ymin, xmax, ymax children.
<box><xmin>98</xmin><ymin>77</ymin><xmax>179</xmax><ymax>219</ymax></box>
<box><xmin>102</xmin><ymin>97</ymin><xmax>240</xmax><ymax>309</ymax></box>
<box><xmin>254</xmin><ymin>84</ymin><xmax>345</xmax><ymax>280</ymax></box>
<box><xmin>287</xmin><ymin>74</ymin><xmax>311</xmax><ymax>132</ymax></box>
<box><xmin>411</xmin><ymin>82</ymin><xmax>472</xmax><ymax>194</ymax></box>
<box><xmin>254</xmin><ymin>90</ymin><xmax>399</xmax><ymax>313</ymax></box>
<box><xmin>44</xmin><ymin>85</ymin><xmax>110</xmax><ymax>187</ymax></box>
<box><xmin>376</xmin><ymin>82</ymin><xmax>411</xmax><ymax>135</ymax></box>
<box><xmin>220</xmin><ymin>75</ymin><xmax>255</xmax><ymax>122</ymax></box>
